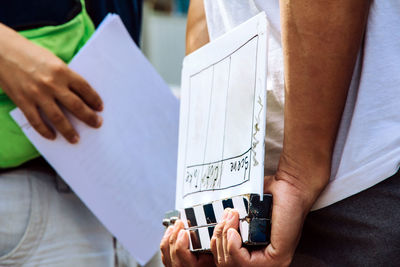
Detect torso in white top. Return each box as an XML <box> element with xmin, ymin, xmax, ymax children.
<box><xmin>203</xmin><ymin>0</ymin><xmax>400</xmax><ymax>210</ymax></box>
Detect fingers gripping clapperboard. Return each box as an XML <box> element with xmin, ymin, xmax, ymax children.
<box><xmin>164</xmin><ymin>13</ymin><xmax>272</xmax><ymax>252</ymax></box>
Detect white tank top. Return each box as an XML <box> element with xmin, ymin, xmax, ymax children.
<box><xmin>203</xmin><ymin>0</ymin><xmax>400</xmax><ymax>209</ymax></box>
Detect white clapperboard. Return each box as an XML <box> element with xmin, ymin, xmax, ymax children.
<box><xmin>165</xmin><ymin>12</ymin><xmax>272</xmax><ymax>252</ymax></box>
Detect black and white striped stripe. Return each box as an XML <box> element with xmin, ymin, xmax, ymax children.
<box><xmin>178</xmin><ymin>194</ymin><xmax>272</xmax><ymax>251</ymax></box>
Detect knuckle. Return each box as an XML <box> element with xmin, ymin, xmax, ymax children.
<box><xmin>214</xmin><ymin>231</ymin><xmax>222</xmax><ymax>239</ymax></box>
<box><xmin>56</xmin><ymin>91</ymin><xmax>72</xmax><ymax>101</ymax></box>
<box><xmin>12</xmin><ymin>93</ymin><xmax>25</xmax><ymax>105</ymax></box>
<box><xmin>175</xmin><ymin>245</ymin><xmax>186</xmax><ymax>256</ymax></box>
<box><xmin>50</xmin><ymin>61</ymin><xmax>66</xmax><ymax>74</ymax></box>
<box><xmin>222</xmin><ymin>227</ymin><xmax>229</xmax><ymax>237</ymax></box>
<box><xmin>169</xmin><ymin>235</ymin><xmax>176</xmax><ymax>246</ymax></box>
<box><xmin>71</xmin><ymin>99</ymin><xmax>85</xmax><ymax>112</ymax></box>
<box><xmin>214</xmin><ymin>225</ymin><xmax>224</xmax><ymax>238</ymax></box>
<box><xmin>50</xmin><ymin>112</ymin><xmax>64</xmax><ymax>124</ymax></box>
<box><xmin>39</xmin><ymin>80</ymin><xmax>58</xmax><ymax>95</ymax></box>
<box><xmin>160</xmin><ymin>243</ymin><xmax>165</xmax><ymax>252</ymax></box>
<box><xmin>27</xmin><ymin>86</ymin><xmax>42</xmax><ymax>99</ymax></box>
<box><xmin>160</xmin><ymin>239</ymin><xmax>168</xmax><ymax>251</ymax></box>
<box><xmin>37</xmin><ymin>75</ymin><xmax>54</xmax><ymax>87</ymax></box>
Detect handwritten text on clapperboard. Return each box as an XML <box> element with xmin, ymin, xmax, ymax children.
<box><xmin>183</xmin><ymin>37</ymin><xmax>261</xmax><ymax>197</ymax></box>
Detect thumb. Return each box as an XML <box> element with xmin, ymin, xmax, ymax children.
<box><xmin>227</xmin><ymin>228</ymin><xmax>250</xmax><ymax>263</ymax></box>
<box><xmin>175</xmin><ymin>230</ymin><xmax>197</xmax><ymax>266</ymax></box>
<box><xmin>177</xmin><ymin>229</ymin><xmax>190</xmax><ymax>248</ymax></box>
<box><xmin>227</xmin><ymin>228</ymin><xmax>242</xmax><ymax>250</ymax></box>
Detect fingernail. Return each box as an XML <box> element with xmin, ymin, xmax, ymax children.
<box><xmin>71</xmin><ymin>135</ymin><xmax>79</xmax><ymax>143</ymax></box>
<box><xmin>91</xmin><ymin>116</ymin><xmax>102</xmax><ymax>127</ymax></box>
<box><xmin>96</xmin><ymin>116</ymin><xmax>103</xmax><ymax>127</ymax></box>
<box><xmin>97</xmin><ymin>103</ymin><xmax>104</xmax><ymax>111</ymax></box>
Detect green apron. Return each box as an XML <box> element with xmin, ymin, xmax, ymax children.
<box><xmin>0</xmin><ymin>0</ymin><xmax>95</xmax><ymax>168</ymax></box>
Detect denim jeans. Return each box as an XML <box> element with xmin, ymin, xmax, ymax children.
<box><xmin>0</xmin><ymin>163</ymin><xmax>137</xmax><ymax>266</ymax></box>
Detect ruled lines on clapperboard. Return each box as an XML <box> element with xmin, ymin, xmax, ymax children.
<box><xmin>174</xmin><ymin>13</ymin><xmax>271</xmax><ymax>251</ymax></box>
<box><xmin>182</xmin><ymin>35</ymin><xmax>260</xmax><ymax>198</ymax></box>
<box><xmin>181</xmin><ymin>195</ymin><xmax>251</xmax><ymax>250</ymax></box>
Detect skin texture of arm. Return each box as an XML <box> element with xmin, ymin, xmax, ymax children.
<box><xmin>161</xmin><ymin>0</ymin><xmax>371</xmax><ymax>266</ymax></box>
<box><xmin>185</xmin><ymin>0</ymin><xmax>209</xmax><ymax>55</ymax></box>
<box><xmin>211</xmin><ymin>1</ymin><xmax>371</xmax><ymax>266</ymax></box>
<box><xmin>0</xmin><ymin>23</ymin><xmax>103</xmax><ymax>143</ymax></box>
<box><xmin>278</xmin><ymin>0</ymin><xmax>371</xmax><ymax>200</ymax></box>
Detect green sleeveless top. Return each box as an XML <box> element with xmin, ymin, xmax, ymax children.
<box><xmin>0</xmin><ymin>0</ymin><xmax>95</xmax><ymax>168</ymax></box>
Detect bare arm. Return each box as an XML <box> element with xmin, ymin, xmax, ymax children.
<box><xmin>212</xmin><ymin>1</ymin><xmax>371</xmax><ymax>266</ymax></box>
<box><xmin>278</xmin><ymin>0</ymin><xmax>370</xmax><ymax>200</ymax></box>
<box><xmin>185</xmin><ymin>0</ymin><xmax>209</xmax><ymax>55</ymax></box>
<box><xmin>211</xmin><ymin>1</ymin><xmax>371</xmax><ymax>266</ymax></box>
<box><xmin>161</xmin><ymin>1</ymin><xmax>370</xmax><ymax>266</ymax></box>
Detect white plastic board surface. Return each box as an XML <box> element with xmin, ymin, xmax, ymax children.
<box><xmin>11</xmin><ymin>14</ymin><xmax>178</xmax><ymax>265</ymax></box>
<box><xmin>176</xmin><ymin>13</ymin><xmax>269</xmax><ymax>209</ymax></box>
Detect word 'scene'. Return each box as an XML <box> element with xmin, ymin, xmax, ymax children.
<box><xmin>230</xmin><ymin>156</ymin><xmax>249</xmax><ymax>173</ymax></box>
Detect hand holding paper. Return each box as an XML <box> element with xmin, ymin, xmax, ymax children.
<box><xmin>11</xmin><ymin>14</ymin><xmax>179</xmax><ymax>265</ymax></box>
<box><xmin>0</xmin><ymin>23</ymin><xmax>103</xmax><ymax>143</ymax></box>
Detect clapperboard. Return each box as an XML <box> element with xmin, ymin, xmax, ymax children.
<box><xmin>164</xmin><ymin>13</ymin><xmax>272</xmax><ymax>252</ymax></box>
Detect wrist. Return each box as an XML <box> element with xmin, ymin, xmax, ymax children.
<box><xmin>275</xmin><ymin>151</ymin><xmax>331</xmax><ymax>207</ymax></box>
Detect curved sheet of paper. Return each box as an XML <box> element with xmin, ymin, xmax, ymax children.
<box><xmin>176</xmin><ymin>13</ymin><xmax>269</xmax><ymax>209</ymax></box>
<box><xmin>11</xmin><ymin>14</ymin><xmax>178</xmax><ymax>265</ymax></box>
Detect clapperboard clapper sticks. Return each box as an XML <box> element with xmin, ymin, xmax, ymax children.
<box><xmin>164</xmin><ymin>12</ymin><xmax>272</xmax><ymax>252</ymax></box>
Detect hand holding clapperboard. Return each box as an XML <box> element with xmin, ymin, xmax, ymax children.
<box><xmin>168</xmin><ymin>12</ymin><xmax>272</xmax><ymax>251</ymax></box>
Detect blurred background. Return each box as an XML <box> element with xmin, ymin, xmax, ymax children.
<box><xmin>138</xmin><ymin>0</ymin><xmax>187</xmax><ymax>266</ymax></box>
<box><xmin>141</xmin><ymin>0</ymin><xmax>189</xmax><ymax>96</ymax></box>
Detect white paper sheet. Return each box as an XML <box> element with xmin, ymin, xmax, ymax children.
<box><xmin>11</xmin><ymin>14</ymin><xmax>179</xmax><ymax>265</ymax></box>
<box><xmin>176</xmin><ymin>13</ymin><xmax>269</xmax><ymax>209</ymax></box>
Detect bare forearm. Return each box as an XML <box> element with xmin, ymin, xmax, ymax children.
<box><xmin>186</xmin><ymin>0</ymin><xmax>209</xmax><ymax>55</ymax></box>
<box><xmin>0</xmin><ymin>23</ymin><xmax>32</xmax><ymax>72</ymax></box>
<box><xmin>279</xmin><ymin>0</ymin><xmax>370</xmax><ymax>198</ymax></box>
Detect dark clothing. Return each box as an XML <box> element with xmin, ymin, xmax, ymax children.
<box><xmin>292</xmin><ymin>170</ymin><xmax>400</xmax><ymax>267</ymax></box>
<box><xmin>85</xmin><ymin>0</ymin><xmax>143</xmax><ymax>45</ymax></box>
<box><xmin>0</xmin><ymin>0</ymin><xmax>143</xmax><ymax>45</ymax></box>
<box><xmin>0</xmin><ymin>0</ymin><xmax>82</xmax><ymax>30</ymax></box>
